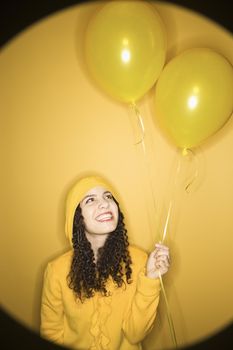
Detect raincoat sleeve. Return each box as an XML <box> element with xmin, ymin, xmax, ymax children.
<box><xmin>40</xmin><ymin>262</ymin><xmax>64</xmax><ymax>345</ymax></box>
<box><xmin>122</xmin><ymin>270</ymin><xmax>161</xmax><ymax>345</ymax></box>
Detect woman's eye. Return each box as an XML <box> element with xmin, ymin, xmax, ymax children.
<box><xmin>106</xmin><ymin>193</ymin><xmax>113</xmax><ymax>200</ymax></box>
<box><xmin>85</xmin><ymin>197</ymin><xmax>95</xmax><ymax>204</ymax></box>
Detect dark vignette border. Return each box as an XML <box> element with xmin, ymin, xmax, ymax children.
<box><xmin>0</xmin><ymin>0</ymin><xmax>232</xmax><ymax>349</ymax></box>
<box><xmin>0</xmin><ymin>0</ymin><xmax>232</xmax><ymax>48</ymax></box>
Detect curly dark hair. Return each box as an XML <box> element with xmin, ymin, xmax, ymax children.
<box><xmin>67</xmin><ymin>199</ymin><xmax>132</xmax><ymax>301</ymax></box>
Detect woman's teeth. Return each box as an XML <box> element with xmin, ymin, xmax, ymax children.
<box><xmin>96</xmin><ymin>213</ymin><xmax>113</xmax><ymax>222</ymax></box>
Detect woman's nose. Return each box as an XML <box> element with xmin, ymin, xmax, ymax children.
<box><xmin>98</xmin><ymin>198</ymin><xmax>109</xmax><ymax>208</ymax></box>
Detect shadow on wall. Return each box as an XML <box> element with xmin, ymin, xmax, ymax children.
<box><xmin>1</xmin><ymin>308</ymin><xmax>232</xmax><ymax>350</ymax></box>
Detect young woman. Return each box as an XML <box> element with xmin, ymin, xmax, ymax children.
<box><xmin>40</xmin><ymin>175</ymin><xmax>170</xmax><ymax>350</ymax></box>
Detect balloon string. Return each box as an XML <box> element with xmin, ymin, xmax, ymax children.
<box><xmin>130</xmin><ymin>102</ymin><xmax>145</xmax><ymax>146</ymax></box>
<box><xmin>157</xmin><ymin>148</ymin><xmax>199</xmax><ymax>348</ymax></box>
<box><xmin>160</xmin><ymin>149</ymin><xmax>182</xmax><ymax>243</ymax></box>
<box><xmin>182</xmin><ymin>148</ymin><xmax>199</xmax><ymax>194</ymax></box>
<box><xmin>162</xmin><ymin>147</ymin><xmax>199</xmax><ymax>244</ymax></box>
<box><xmin>129</xmin><ymin>102</ymin><xmax>178</xmax><ymax>349</ymax></box>
<box><xmin>159</xmin><ymin>198</ymin><xmax>178</xmax><ymax>349</ymax></box>
<box><xmin>129</xmin><ymin>102</ymin><xmax>156</xmax><ymax>245</ymax></box>
<box><xmin>159</xmin><ymin>271</ymin><xmax>178</xmax><ymax>348</ymax></box>
<box><xmin>161</xmin><ymin>199</ymin><xmax>173</xmax><ymax>243</ymax></box>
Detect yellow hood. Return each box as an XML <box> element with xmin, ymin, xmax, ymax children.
<box><xmin>65</xmin><ymin>175</ymin><xmax>118</xmax><ymax>246</ymax></box>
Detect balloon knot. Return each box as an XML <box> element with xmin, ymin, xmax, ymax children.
<box><xmin>182</xmin><ymin>148</ymin><xmax>189</xmax><ymax>156</ymax></box>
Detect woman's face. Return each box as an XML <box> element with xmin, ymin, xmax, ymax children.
<box><xmin>79</xmin><ymin>186</ymin><xmax>119</xmax><ymax>235</ymax></box>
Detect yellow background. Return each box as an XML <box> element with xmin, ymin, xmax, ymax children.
<box><xmin>1</xmin><ymin>1</ymin><xmax>233</xmax><ymax>349</ymax></box>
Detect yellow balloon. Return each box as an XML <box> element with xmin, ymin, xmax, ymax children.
<box><xmin>154</xmin><ymin>48</ymin><xmax>233</xmax><ymax>149</ymax></box>
<box><xmin>85</xmin><ymin>0</ymin><xmax>166</xmax><ymax>103</ymax></box>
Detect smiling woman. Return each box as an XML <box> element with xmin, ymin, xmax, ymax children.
<box><xmin>40</xmin><ymin>175</ymin><xmax>170</xmax><ymax>350</ymax></box>
<box><xmin>80</xmin><ymin>187</ymin><xmax>119</xmax><ymax>240</ymax></box>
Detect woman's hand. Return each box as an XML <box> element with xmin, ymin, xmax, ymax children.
<box><xmin>146</xmin><ymin>243</ymin><xmax>170</xmax><ymax>279</ymax></box>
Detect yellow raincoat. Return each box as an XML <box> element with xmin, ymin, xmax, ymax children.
<box><xmin>40</xmin><ymin>176</ymin><xmax>161</xmax><ymax>350</ymax></box>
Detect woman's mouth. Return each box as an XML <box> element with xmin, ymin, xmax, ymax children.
<box><xmin>96</xmin><ymin>212</ymin><xmax>113</xmax><ymax>222</ymax></box>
